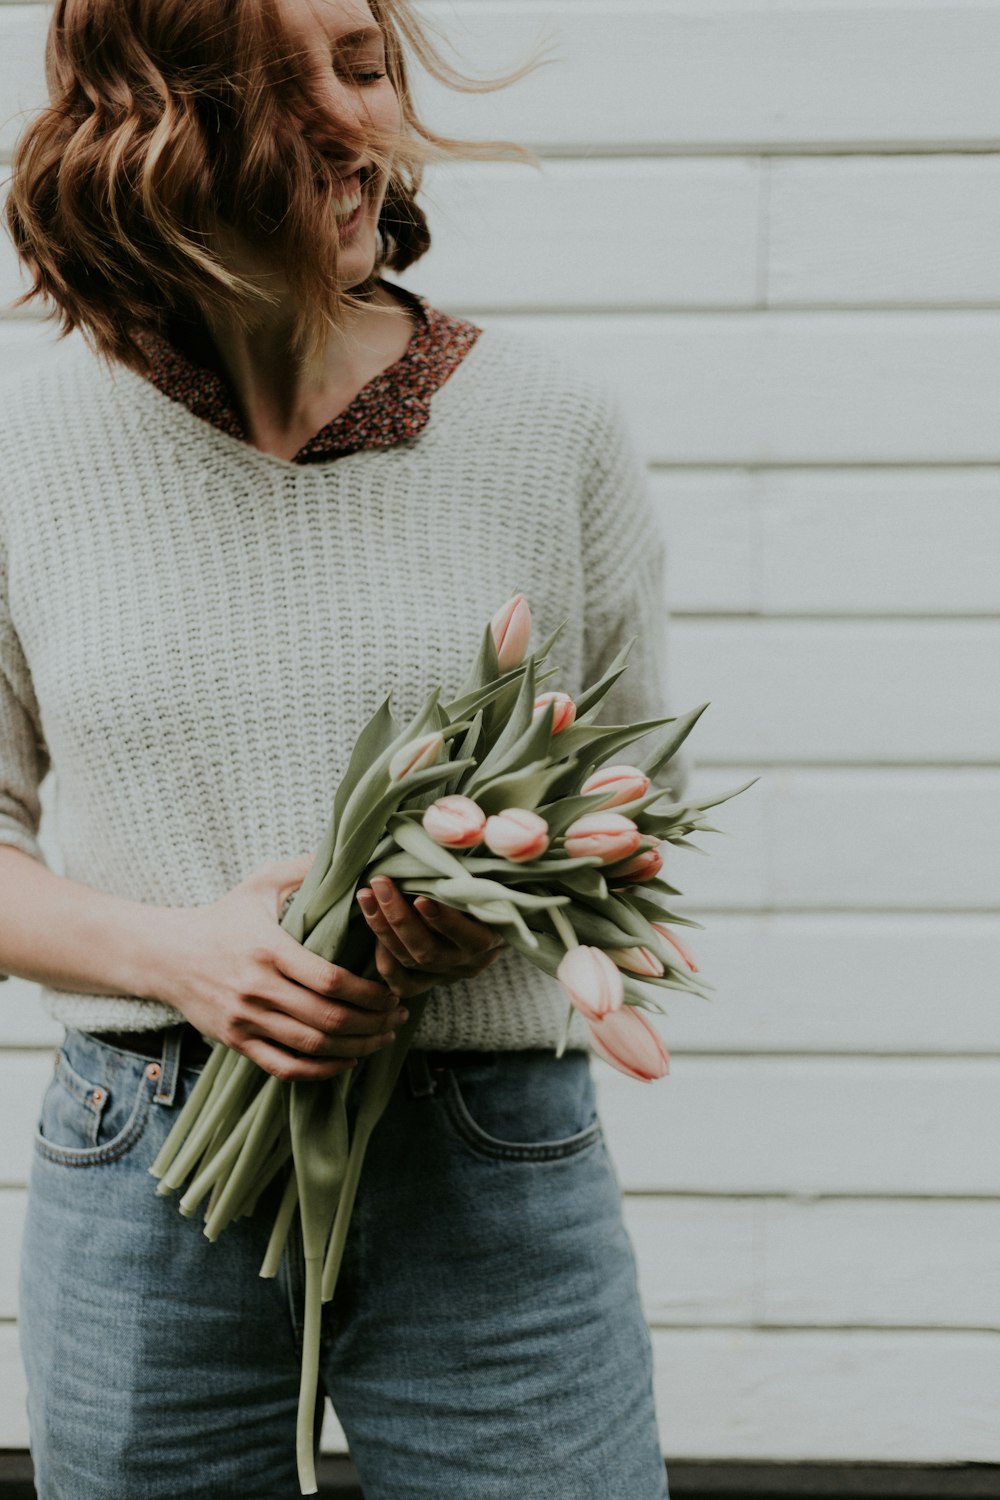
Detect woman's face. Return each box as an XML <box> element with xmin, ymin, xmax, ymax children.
<box><xmin>273</xmin><ymin>0</ymin><xmax>402</xmax><ymax>287</ymax></box>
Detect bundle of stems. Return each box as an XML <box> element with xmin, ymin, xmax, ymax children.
<box><xmin>147</xmin><ymin>595</ymin><xmax>752</xmax><ymax>1494</ymax></box>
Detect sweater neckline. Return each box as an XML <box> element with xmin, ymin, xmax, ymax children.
<box><xmin>102</xmin><ymin>311</ymin><xmax>498</xmax><ymax>478</ymax></box>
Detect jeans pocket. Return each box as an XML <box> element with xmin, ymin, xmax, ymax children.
<box><xmin>34</xmin><ymin>1040</ymin><xmax>156</xmax><ymax>1168</ymax></box>
<box><xmin>440</xmin><ymin>1050</ymin><xmax>603</xmax><ymax>1163</ymax></box>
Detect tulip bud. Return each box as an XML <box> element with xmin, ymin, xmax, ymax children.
<box><xmin>587</xmin><ymin>1006</ymin><xmax>669</xmax><ymax>1082</ymax></box>
<box><xmin>650</xmin><ymin>922</ymin><xmax>700</xmax><ymax>973</ymax></box>
<box><xmin>422</xmin><ymin>794</ymin><xmax>487</xmax><ymax>849</ymax></box>
<box><xmin>532</xmin><ymin>691</ymin><xmax>576</xmax><ymax>734</ymax></box>
<box><xmin>608</xmin><ymin>847</ymin><xmax>663</xmax><ymax>884</ymax></box>
<box><xmin>563</xmin><ymin>811</ymin><xmax>642</xmax><ymax>865</ymax></box>
<box><xmin>605</xmin><ymin>945</ymin><xmax>665</xmax><ymax>978</ymax></box>
<box><xmin>491</xmin><ymin>593</ymin><xmax>532</xmax><ymax>672</ymax></box>
<box><xmin>557</xmin><ymin>945</ymin><xmax>624</xmax><ymax>1021</ymax></box>
<box><xmin>388</xmin><ymin>731</ymin><xmax>444</xmax><ymax>782</ymax></box>
<box><xmin>483</xmin><ymin>807</ymin><xmax>550</xmax><ymax>863</ymax></box>
<box><xmin>580</xmin><ymin>764</ymin><xmax>651</xmax><ymax>810</ymax></box>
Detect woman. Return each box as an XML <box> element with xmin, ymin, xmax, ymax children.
<box><xmin>2</xmin><ymin>0</ymin><xmax>685</xmax><ymax>1494</ymax></box>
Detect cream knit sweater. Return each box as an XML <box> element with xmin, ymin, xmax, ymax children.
<box><xmin>0</xmin><ymin>318</ymin><xmax>689</xmax><ymax>1052</ymax></box>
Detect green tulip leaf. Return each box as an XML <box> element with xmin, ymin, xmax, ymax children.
<box><xmin>474</xmin><ymin>759</ymin><xmax>575</xmax><ymax>817</ymax></box>
<box><xmin>628</xmin><ymin>893</ymin><xmax>705</xmax><ymax>931</ymax></box>
<box><xmin>388</xmin><ymin>813</ymin><xmax>469</xmax><ymax>879</ymax></box>
<box><xmin>534</xmin><ymin>789</ymin><xmax>616</xmax><ymax>839</ymax></box>
<box><xmin>571</xmin><ymin>638</ymin><xmax>639</xmax><ymax>720</ymax></box>
<box><xmin>635</xmin><ymin>702</ymin><xmax>710</xmax><ymax>781</ymax></box>
<box><xmin>468</xmin><ymin>657</ymin><xmax>539</xmax><ymax>785</ymax></box>
<box><xmin>555</xmin><ymin>865</ymin><xmax>609</xmax><ymax>901</ymax></box>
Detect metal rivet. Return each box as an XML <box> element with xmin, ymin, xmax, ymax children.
<box><xmin>91</xmin><ymin>1087</ymin><xmax>105</xmax><ymax>1105</ymax></box>
<box><xmin>145</xmin><ymin>1062</ymin><xmax>161</xmax><ymax>1081</ymax></box>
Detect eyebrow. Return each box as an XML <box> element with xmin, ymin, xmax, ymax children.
<box><xmin>333</xmin><ymin>26</ymin><xmax>384</xmax><ymax>49</ymax></box>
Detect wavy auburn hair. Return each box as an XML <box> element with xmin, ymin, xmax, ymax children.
<box><xmin>5</xmin><ymin>0</ymin><xmax>544</xmax><ymax>371</ymax></box>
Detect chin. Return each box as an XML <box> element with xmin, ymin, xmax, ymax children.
<box><xmin>336</xmin><ymin>231</ymin><xmax>381</xmax><ymax>287</ymax></box>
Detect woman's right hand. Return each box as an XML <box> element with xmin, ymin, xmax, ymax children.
<box><xmin>149</xmin><ymin>855</ymin><xmax>409</xmax><ymax>1080</ymax></box>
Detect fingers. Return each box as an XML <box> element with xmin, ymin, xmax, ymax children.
<box><xmin>373</xmin><ymin>939</ymin><xmax>440</xmax><ymax>1000</ymax></box>
<box><xmin>360</xmin><ymin>877</ymin><xmax>470</xmax><ymax>968</ymax></box>
<box><xmin>272</xmin><ymin>935</ymin><xmax>398</xmax><ymax>1014</ymax></box>
<box><xmin>248</xmin><ymin>1005</ymin><xmax>401</xmax><ymax>1061</ymax></box>
<box><xmin>413</xmin><ymin>897</ymin><xmax>505</xmax><ymax>954</ymax></box>
<box><xmin>240</xmin><ymin>1036</ymin><xmax>357</xmax><ymax>1082</ymax></box>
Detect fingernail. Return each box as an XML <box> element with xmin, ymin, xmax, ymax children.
<box><xmin>372</xmin><ymin>878</ymin><xmax>391</xmax><ymax>902</ymax></box>
<box><xmin>392</xmin><ymin>1008</ymin><xmax>409</xmax><ymax>1025</ymax></box>
<box><xmin>357</xmin><ymin>892</ymin><xmax>377</xmax><ymax>915</ymax></box>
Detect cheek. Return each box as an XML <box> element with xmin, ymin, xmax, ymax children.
<box><xmin>373</xmin><ymin>79</ymin><xmax>403</xmax><ymax>139</ymax></box>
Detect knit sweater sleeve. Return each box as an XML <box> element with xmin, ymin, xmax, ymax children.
<box><xmin>0</xmin><ymin>528</ymin><xmax>49</xmax><ymax>871</ymax></box>
<box><xmin>579</xmin><ymin>385</ymin><xmax>692</xmax><ymax>802</ymax></box>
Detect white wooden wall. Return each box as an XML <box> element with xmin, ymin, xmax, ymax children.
<box><xmin>1</xmin><ymin>0</ymin><xmax>999</xmax><ymax>1468</ymax></box>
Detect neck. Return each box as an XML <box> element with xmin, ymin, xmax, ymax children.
<box><xmin>172</xmin><ymin>274</ymin><xmax>414</xmax><ymax>460</ymax></box>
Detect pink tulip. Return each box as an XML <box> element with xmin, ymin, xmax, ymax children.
<box><xmin>483</xmin><ymin>807</ymin><xmax>550</xmax><ymax>863</ymax></box>
<box><xmin>388</xmin><ymin>731</ymin><xmax>443</xmax><ymax>782</ymax></box>
<box><xmin>650</xmin><ymin>922</ymin><xmax>700</xmax><ymax>973</ymax></box>
<box><xmin>587</xmin><ymin>1006</ymin><xmax>670</xmax><ymax>1082</ymax></box>
<box><xmin>580</xmin><ymin>764</ymin><xmax>651</xmax><ymax>810</ymax></box>
<box><xmin>608</xmin><ymin>847</ymin><xmax>663</xmax><ymax>883</ymax></box>
<box><xmin>605</xmin><ymin>945</ymin><xmax>665</xmax><ymax>978</ymax></box>
<box><xmin>422</xmin><ymin>795</ymin><xmax>487</xmax><ymax>849</ymax></box>
<box><xmin>532</xmin><ymin>690</ymin><xmax>576</xmax><ymax>734</ymax></box>
<box><xmin>491</xmin><ymin>593</ymin><xmax>532</xmax><ymax>672</ymax></box>
<box><xmin>563</xmin><ymin>811</ymin><xmax>642</xmax><ymax>864</ymax></box>
<box><xmin>557</xmin><ymin>945</ymin><xmax>624</xmax><ymax>1020</ymax></box>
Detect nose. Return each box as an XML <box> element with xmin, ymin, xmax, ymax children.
<box><xmin>314</xmin><ymin>72</ymin><xmax>375</xmax><ymax>137</ymax></box>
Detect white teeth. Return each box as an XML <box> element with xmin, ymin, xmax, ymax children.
<box><xmin>333</xmin><ymin>186</ymin><xmax>362</xmax><ymax>218</ymax></box>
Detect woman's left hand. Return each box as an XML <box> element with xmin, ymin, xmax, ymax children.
<box><xmin>357</xmin><ymin>876</ymin><xmax>506</xmax><ymax>1000</ymax></box>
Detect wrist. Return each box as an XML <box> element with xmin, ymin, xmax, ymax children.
<box><xmin>119</xmin><ymin>902</ymin><xmax>191</xmax><ymax>1010</ymax></box>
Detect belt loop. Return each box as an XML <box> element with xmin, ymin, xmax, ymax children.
<box><xmin>153</xmin><ymin>1025</ymin><xmax>185</xmax><ymax>1107</ymax></box>
<box><xmin>405</xmin><ymin>1048</ymin><xmax>437</xmax><ymax>1098</ymax></box>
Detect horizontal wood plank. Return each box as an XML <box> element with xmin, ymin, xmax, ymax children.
<box><xmin>625</xmin><ymin>1195</ymin><xmax>1000</xmax><ymax>1329</ymax></box>
<box><xmin>769</xmin><ymin>155</ymin><xmax>1000</xmax><ymax>307</ymax></box>
<box><xmin>654</xmin><ymin>468</ymin><xmax>1000</xmax><ymax>616</ymax></box>
<box><xmin>402</xmin><ymin>158</ymin><xmax>761</xmax><ymax>310</ymax></box>
<box><xmin>5</xmin><ymin>1050</ymin><xmax>1000</xmax><ymax>1194</ymax></box>
<box><xmin>647</xmin><ymin>1326</ymin><xmax>1000</xmax><ymax>1462</ymax></box>
<box><xmin>4</xmin><ymin>912</ymin><xmax>1000</xmax><ymax>1054</ymax></box>
<box><xmin>4</xmin><ymin>313</ymin><xmax>1000</xmax><ymax>465</ymax></box>
<box><xmin>669</xmin><ymin>621</ymin><xmax>1000</xmax><ymax>763</ymax></box>
<box><xmin>411</xmin><ymin>3</ymin><xmax>1000</xmax><ymax>156</ymax></box>
<box><xmin>671</xmin><ymin>768</ymin><xmax>1000</xmax><ymax>912</ymax></box>
<box><xmin>1</xmin><ymin>1320</ymin><xmax>997</xmax><ymax>1460</ymax></box>
<box><xmin>478</xmin><ymin>311</ymin><xmax>1000</xmax><ymax>465</ymax></box>
<box><xmin>594</xmin><ymin>1056</ymin><xmax>1000</xmax><ymax>1195</ymax></box>
<box><xmin>5</xmin><ymin>4</ymin><xmax>1000</xmax><ymax>159</ymax></box>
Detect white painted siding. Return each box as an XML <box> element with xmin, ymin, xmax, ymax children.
<box><xmin>1</xmin><ymin>0</ymin><xmax>998</xmax><ymax>1469</ymax></box>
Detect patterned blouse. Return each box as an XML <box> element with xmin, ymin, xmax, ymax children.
<box><xmin>131</xmin><ymin>278</ymin><xmax>482</xmax><ymax>463</ymax></box>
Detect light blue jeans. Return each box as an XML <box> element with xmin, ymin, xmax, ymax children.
<box><xmin>20</xmin><ymin>1026</ymin><xmax>669</xmax><ymax>1499</ymax></box>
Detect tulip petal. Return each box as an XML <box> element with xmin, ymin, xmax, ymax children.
<box><xmin>587</xmin><ymin>1006</ymin><xmax>670</xmax><ymax>1081</ymax></box>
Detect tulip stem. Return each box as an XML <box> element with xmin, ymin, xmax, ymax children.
<box><xmin>148</xmin><ymin>1040</ymin><xmax>227</xmax><ymax>1180</ymax></box>
<box><xmin>549</xmin><ymin>905</ymin><xmax>578</xmax><ymax>953</ymax></box>
<box><xmin>296</xmin><ymin>1256</ymin><xmax>323</xmax><ymax>1495</ymax></box>
<box><xmin>202</xmin><ymin>1076</ymin><xmax>284</xmax><ymax>1240</ymax></box>
<box><xmin>259</xmin><ymin>1170</ymin><xmax>299</xmax><ymax>1279</ymax></box>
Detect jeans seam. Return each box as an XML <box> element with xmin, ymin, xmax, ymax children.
<box><xmin>33</xmin><ymin>1071</ymin><xmax>155</xmax><ymax>1168</ymax></box>
<box><xmin>441</xmin><ymin>1072</ymin><xmax>603</xmax><ymax>1163</ymax></box>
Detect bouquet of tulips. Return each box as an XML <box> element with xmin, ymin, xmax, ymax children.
<box><xmin>147</xmin><ymin>592</ymin><xmax>751</xmax><ymax>1495</ymax></box>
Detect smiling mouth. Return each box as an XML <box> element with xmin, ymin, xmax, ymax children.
<box><xmin>330</xmin><ymin>163</ymin><xmax>374</xmax><ymax>219</ymax></box>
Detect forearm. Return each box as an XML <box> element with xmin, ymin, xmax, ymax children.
<box><xmin>0</xmin><ymin>846</ymin><xmax>174</xmax><ymax>1001</ymax></box>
